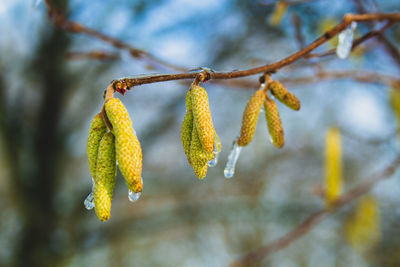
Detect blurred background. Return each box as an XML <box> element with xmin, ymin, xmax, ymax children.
<box><xmin>1</xmin><ymin>0</ymin><xmax>400</xmax><ymax>266</ymax></box>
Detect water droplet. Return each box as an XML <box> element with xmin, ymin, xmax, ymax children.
<box><xmin>208</xmin><ymin>156</ymin><xmax>218</xmax><ymax>167</ymax></box>
<box><xmin>224</xmin><ymin>139</ymin><xmax>242</xmax><ymax>178</ymax></box>
<box><xmin>336</xmin><ymin>22</ymin><xmax>357</xmax><ymax>59</ymax></box>
<box><xmin>84</xmin><ymin>192</ymin><xmax>95</xmax><ymax>210</ymax></box>
<box><xmin>209</xmin><ymin>135</ymin><xmax>222</xmax><ymax>167</ymax></box>
<box><xmin>269</xmin><ymin>136</ymin><xmax>273</xmax><ymax>144</ymax></box>
<box><xmin>128</xmin><ymin>190</ymin><xmax>141</xmax><ymax>202</ymax></box>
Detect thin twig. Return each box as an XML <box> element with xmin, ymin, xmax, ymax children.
<box><xmin>43</xmin><ymin>0</ymin><xmax>186</xmax><ymax>72</ymax></box>
<box><xmin>110</xmin><ymin>13</ymin><xmax>400</xmax><ymax>91</ymax></box>
<box><xmin>212</xmin><ymin>70</ymin><xmax>400</xmax><ymax>90</ymax></box>
<box><xmin>230</xmin><ymin>155</ymin><xmax>400</xmax><ymax>267</ymax></box>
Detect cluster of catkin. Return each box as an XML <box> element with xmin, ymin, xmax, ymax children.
<box><xmin>87</xmin><ymin>97</ymin><xmax>142</xmax><ymax>221</ymax></box>
<box><xmin>180</xmin><ymin>84</ymin><xmax>221</xmax><ymax>179</ymax></box>
<box><xmin>237</xmin><ymin>79</ymin><xmax>300</xmax><ymax>148</ymax></box>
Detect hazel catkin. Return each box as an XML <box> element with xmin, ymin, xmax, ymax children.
<box><xmin>237</xmin><ymin>89</ymin><xmax>266</xmax><ymax>146</ymax></box>
<box><xmin>264</xmin><ymin>98</ymin><xmax>285</xmax><ymax>148</ymax></box>
<box><xmin>268</xmin><ymin>80</ymin><xmax>300</xmax><ymax>111</ymax></box>
<box><xmin>94</xmin><ymin>132</ymin><xmax>116</xmax><ymax>221</ymax></box>
<box><xmin>191</xmin><ymin>85</ymin><xmax>215</xmax><ymax>152</ymax></box>
<box><xmin>87</xmin><ymin>113</ymin><xmax>107</xmax><ymax>180</ymax></box>
<box><xmin>105</xmin><ymin>98</ymin><xmax>143</xmax><ymax>193</ymax></box>
<box><xmin>189</xmin><ymin>124</ymin><xmax>214</xmax><ymax>179</ymax></box>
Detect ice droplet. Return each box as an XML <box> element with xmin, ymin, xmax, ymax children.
<box><xmin>336</xmin><ymin>22</ymin><xmax>357</xmax><ymax>59</ymax></box>
<box><xmin>128</xmin><ymin>190</ymin><xmax>141</xmax><ymax>202</ymax></box>
<box><xmin>224</xmin><ymin>140</ymin><xmax>242</xmax><ymax>178</ymax></box>
<box><xmin>208</xmin><ymin>134</ymin><xmax>222</xmax><ymax>167</ymax></box>
<box><xmin>84</xmin><ymin>192</ymin><xmax>95</xmax><ymax>210</ymax></box>
<box><xmin>269</xmin><ymin>135</ymin><xmax>273</xmax><ymax>144</ymax></box>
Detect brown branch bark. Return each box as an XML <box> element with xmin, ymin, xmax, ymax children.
<box><xmin>110</xmin><ymin>13</ymin><xmax>400</xmax><ymax>91</ymax></box>
<box><xmin>230</xmin><ymin>155</ymin><xmax>400</xmax><ymax>267</ymax></box>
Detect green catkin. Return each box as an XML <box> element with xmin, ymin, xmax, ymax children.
<box><xmin>87</xmin><ymin>113</ymin><xmax>107</xmax><ymax>180</ymax></box>
<box><xmin>181</xmin><ymin>90</ymin><xmax>194</xmax><ymax>165</ymax></box>
<box><xmin>264</xmin><ymin>98</ymin><xmax>285</xmax><ymax>148</ymax></box>
<box><xmin>189</xmin><ymin>124</ymin><xmax>213</xmax><ymax>179</ymax></box>
<box><xmin>94</xmin><ymin>132</ymin><xmax>116</xmax><ymax>221</ymax></box>
<box><xmin>268</xmin><ymin>80</ymin><xmax>301</xmax><ymax>111</ymax></box>
<box><xmin>105</xmin><ymin>98</ymin><xmax>143</xmax><ymax>193</ymax></box>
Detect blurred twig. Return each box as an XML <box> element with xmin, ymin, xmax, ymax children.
<box><xmin>230</xmin><ymin>155</ymin><xmax>400</xmax><ymax>267</ymax></box>
<box><xmin>65</xmin><ymin>51</ymin><xmax>119</xmax><ymax>61</ymax></box>
<box><xmin>43</xmin><ymin>0</ymin><xmax>187</xmax><ymax>72</ymax></box>
<box><xmin>213</xmin><ymin>70</ymin><xmax>400</xmax><ymax>89</ymax></box>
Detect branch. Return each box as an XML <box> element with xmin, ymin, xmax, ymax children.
<box><xmin>110</xmin><ymin>13</ymin><xmax>400</xmax><ymax>90</ymax></box>
<box><xmin>230</xmin><ymin>155</ymin><xmax>400</xmax><ymax>267</ymax></box>
<box><xmin>43</xmin><ymin>0</ymin><xmax>186</xmax><ymax>72</ymax></box>
<box><xmin>212</xmin><ymin>70</ymin><xmax>400</xmax><ymax>90</ymax></box>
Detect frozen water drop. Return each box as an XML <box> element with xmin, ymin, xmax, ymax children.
<box><xmin>128</xmin><ymin>190</ymin><xmax>141</xmax><ymax>202</ymax></box>
<box><xmin>208</xmin><ymin>155</ymin><xmax>218</xmax><ymax>167</ymax></box>
<box><xmin>336</xmin><ymin>22</ymin><xmax>357</xmax><ymax>59</ymax></box>
<box><xmin>224</xmin><ymin>140</ymin><xmax>242</xmax><ymax>179</ymax></box>
<box><xmin>269</xmin><ymin>135</ymin><xmax>273</xmax><ymax>144</ymax></box>
<box><xmin>209</xmin><ymin>135</ymin><xmax>222</xmax><ymax>167</ymax></box>
<box><xmin>32</xmin><ymin>0</ymin><xmax>42</xmax><ymax>8</ymax></box>
<box><xmin>84</xmin><ymin>192</ymin><xmax>95</xmax><ymax>210</ymax></box>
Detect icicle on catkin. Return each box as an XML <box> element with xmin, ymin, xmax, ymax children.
<box><xmin>264</xmin><ymin>99</ymin><xmax>284</xmax><ymax>148</ymax></box>
<box><xmin>268</xmin><ymin>80</ymin><xmax>300</xmax><ymax>111</ymax></box>
<box><xmin>181</xmin><ymin>89</ymin><xmax>194</xmax><ymax>165</ymax></box>
<box><xmin>190</xmin><ymin>124</ymin><xmax>214</xmax><ymax>179</ymax></box>
<box><xmin>345</xmin><ymin>196</ymin><xmax>381</xmax><ymax>252</ymax></box>
<box><xmin>105</xmin><ymin>98</ymin><xmax>143</xmax><ymax>193</ymax></box>
<box><xmin>237</xmin><ymin>89</ymin><xmax>267</xmax><ymax>147</ymax></box>
<box><xmin>191</xmin><ymin>85</ymin><xmax>215</xmax><ymax>152</ymax></box>
<box><xmin>87</xmin><ymin>113</ymin><xmax>107</xmax><ymax>180</ymax></box>
<box><xmin>324</xmin><ymin>127</ymin><xmax>342</xmax><ymax>209</ymax></box>
<box><xmin>94</xmin><ymin>132</ymin><xmax>116</xmax><ymax>221</ymax></box>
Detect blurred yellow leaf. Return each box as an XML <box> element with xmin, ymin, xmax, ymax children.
<box><xmin>324</xmin><ymin>127</ymin><xmax>342</xmax><ymax>209</ymax></box>
<box><xmin>270</xmin><ymin>1</ymin><xmax>288</xmax><ymax>26</ymax></box>
<box><xmin>345</xmin><ymin>196</ymin><xmax>381</xmax><ymax>252</ymax></box>
<box><xmin>319</xmin><ymin>18</ymin><xmax>338</xmax><ymax>47</ymax></box>
<box><xmin>390</xmin><ymin>85</ymin><xmax>400</xmax><ymax>129</ymax></box>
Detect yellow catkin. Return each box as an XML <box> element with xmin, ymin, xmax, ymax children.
<box><xmin>345</xmin><ymin>196</ymin><xmax>381</xmax><ymax>252</ymax></box>
<box><xmin>190</xmin><ymin>124</ymin><xmax>213</xmax><ymax>179</ymax></box>
<box><xmin>268</xmin><ymin>80</ymin><xmax>301</xmax><ymax>111</ymax></box>
<box><xmin>390</xmin><ymin>87</ymin><xmax>400</xmax><ymax>128</ymax></box>
<box><xmin>105</xmin><ymin>98</ymin><xmax>143</xmax><ymax>193</ymax></box>
<box><xmin>264</xmin><ymin>99</ymin><xmax>285</xmax><ymax>148</ymax></box>
<box><xmin>87</xmin><ymin>113</ymin><xmax>107</xmax><ymax>180</ymax></box>
<box><xmin>237</xmin><ymin>90</ymin><xmax>266</xmax><ymax>147</ymax></box>
<box><xmin>94</xmin><ymin>132</ymin><xmax>116</xmax><ymax>222</ymax></box>
<box><xmin>191</xmin><ymin>85</ymin><xmax>215</xmax><ymax>152</ymax></box>
<box><xmin>324</xmin><ymin>127</ymin><xmax>342</xmax><ymax>209</ymax></box>
<box><xmin>181</xmin><ymin>90</ymin><xmax>194</xmax><ymax>165</ymax></box>
<box><xmin>270</xmin><ymin>1</ymin><xmax>288</xmax><ymax>26</ymax></box>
